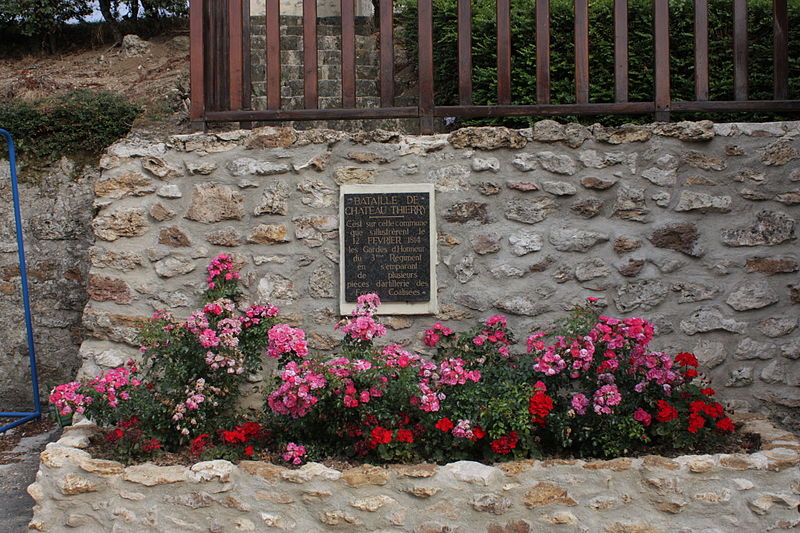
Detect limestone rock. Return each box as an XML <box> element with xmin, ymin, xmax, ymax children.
<box><xmin>578</xmin><ymin>149</ymin><xmax>628</xmax><ymax>169</ymax></box>
<box><xmin>247</xmin><ymin>224</ymin><xmax>289</xmax><ymax>244</ymax></box>
<box><xmin>293</xmin><ymin>215</ymin><xmax>338</xmax><ymax>247</ymax></box>
<box><xmin>757</xmin><ymin>317</ymin><xmax>797</xmax><ymax>338</ymax></box>
<box><xmin>154</xmin><ymin>256</ymin><xmax>196</xmax><ymax>278</ymax></box>
<box><xmin>280</xmin><ymin>462</ymin><xmax>341</xmax><ymax>483</ymax></box>
<box><xmin>541</xmin><ymin>181</ymin><xmax>577</xmax><ymax>196</ymax></box>
<box><xmin>254</xmin><ymin>181</ymin><xmax>290</xmax><ymax>216</ymax></box>
<box><xmin>508</xmin><ymin>231</ymin><xmax>544</xmax><ymax>256</ymax></box>
<box><xmin>726</xmin><ymin>280</ymin><xmax>779</xmax><ymax>311</ymax></box>
<box><xmin>124</xmin><ymin>464</ymin><xmax>188</xmax><ymax>486</ymax></box>
<box><xmin>612</xmin><ymin>185</ymin><xmax>649</xmax><ymax>222</ymax></box>
<box><xmin>244</xmin><ymin>126</ymin><xmax>296</xmax><ymax>149</ymax></box>
<box><xmin>87</xmin><ymin>275</ymin><xmax>134</xmax><ymax>304</ymax></box>
<box><xmin>257</xmin><ymin>274</ymin><xmax>297</xmax><ymax>304</ymax></box>
<box><xmin>93</xmin><ymin>208</ymin><xmax>148</xmax><ymax>241</ymax></box>
<box><xmin>149</xmin><ymin>202</ymin><xmax>175</xmax><ymax>222</ymax></box>
<box><xmin>57</xmin><ymin>473</ymin><xmax>98</xmax><ymax>495</ymax></box>
<box><xmin>671</xmin><ymin>281</ymin><xmax>719</xmax><ymax>303</ymax></box>
<box><xmin>735</xmin><ymin>337</ymin><xmax>778</xmax><ymax>360</ymax></box>
<box><xmin>760</xmin><ymin>139</ymin><xmax>800</xmax><ymax>165</ymax></box>
<box><xmin>471</xmin><ymin>493</ymin><xmax>512</xmax><ymax>514</ymax></box>
<box><xmin>346</xmin><ymin>151</ymin><xmax>391</xmax><ymax>164</ymax></box>
<box><xmin>122</xmin><ymin>34</ymin><xmax>150</xmax><ymax>56</ymax></box>
<box><xmin>581</xmin><ymin>176</ymin><xmax>617</xmax><ymax>190</ymax></box>
<box><xmin>428</xmin><ymin>164</ymin><xmax>470</xmax><ymax>192</ymax></box>
<box><xmin>548</xmin><ymin>226</ymin><xmax>609</xmax><ymax>252</ymax></box>
<box><xmin>614</xmin><ymin>236</ymin><xmax>641</xmax><ymax>254</ymax></box>
<box><xmin>156</xmin><ymin>184</ymin><xmax>182</xmax><ymax>199</ymax></box>
<box><xmin>722</xmin><ymin>210</ymin><xmax>796</xmax><ymax>246</ymax></box>
<box><xmin>693</xmin><ymin>340</ymin><xmax>726</xmax><ymax>368</ymax></box>
<box><xmin>448</xmin><ymin>127</ymin><xmax>526</xmax><ymax>150</ymax></box>
<box><xmin>334</xmin><ymin>167</ymin><xmax>376</xmax><ymax>185</ymax></box>
<box><xmin>294</xmin><ymin>151</ymin><xmax>331</xmax><ymax>172</ymax></box>
<box><xmin>493</xmin><ymin>296</ymin><xmax>550</xmax><ymax>316</ymax></box>
<box><xmin>89</xmin><ymin>248</ymin><xmax>146</xmax><ymax>271</ymax></box>
<box><xmin>617</xmin><ymin>258</ymin><xmax>646</xmax><ymax>277</ymax></box>
<box><xmin>727</xmin><ymin>366</ymin><xmax>754</xmax><ymax>387</ymax></box>
<box><xmin>745</xmin><ymin>257</ymin><xmax>798</xmax><ymax>274</ymax></box>
<box><xmin>649</xmin><ymin>223</ymin><xmax>704</xmax><ymax>257</ymax></box>
<box><xmin>593</xmin><ymin>123</ymin><xmax>652</xmax><ymax>144</ymax></box>
<box><xmin>479</xmin><ymin>181</ymin><xmax>503</xmax><ymax>195</ymax></box>
<box><xmin>505</xmin><ymin>197</ymin><xmax>557</xmax><ymax>225</ymax></box>
<box><xmin>472</xmin><ymin>157</ymin><xmax>500</xmax><ymax>172</ymax></box>
<box><xmin>653</xmin><ymin>120</ymin><xmax>715</xmax><ymax>141</ymax></box>
<box><xmin>454</xmin><ymin>254</ymin><xmax>476</xmax><ymax>284</ymax></box>
<box><xmin>297</xmin><ymin>179</ymin><xmax>335</xmax><ymax>208</ymax></box>
<box><xmin>570</xmin><ymin>198</ymin><xmax>603</xmax><ymax>218</ymax></box>
<box><xmin>472</xmin><ymin>233</ymin><xmax>502</xmax><ymax>255</ymax></box>
<box><xmin>682</xmin><ymin>151</ymin><xmax>726</xmax><ymax>171</ymax></box>
<box><xmin>206</xmin><ymin>227</ymin><xmax>241</xmax><ymax>247</ymax></box>
<box><xmin>575</xmin><ymin>258</ymin><xmax>610</xmax><ymax>281</ymax></box>
<box><xmin>186</xmin><ymin>183</ymin><xmax>245</xmax><ymax>223</ymax></box>
<box><xmin>523</xmin><ymin>482</ymin><xmax>577</xmax><ymax>508</ymax></box>
<box><xmin>444</xmin><ymin>202</ymin><xmax>489</xmax><ymax>224</ymax></box>
<box><xmin>680</xmin><ymin>306</ymin><xmax>747</xmax><ymax>335</ymax></box>
<box><xmin>158</xmin><ymin>226</ymin><xmax>191</xmax><ymax>247</ymax></box>
<box><xmin>615</xmin><ymin>280</ymin><xmax>668</xmax><ymax>312</ymax></box>
<box><xmin>537</xmin><ymin>152</ymin><xmax>577</xmax><ymax>175</ymax></box>
<box><xmin>185</xmin><ymin>161</ymin><xmax>218</xmax><ymax>175</ymax></box>
<box><xmin>341</xmin><ymin>465</ymin><xmax>388</xmax><ymax>487</ymax></box>
<box><xmin>309</xmin><ymin>266</ymin><xmax>335</xmax><ymax>298</ymax></box>
<box><xmin>673</xmin><ymin>191</ymin><xmax>732</xmax><ymax>213</ymax></box>
<box><xmin>142</xmin><ymin>156</ymin><xmax>182</xmax><ymax>179</ymax></box>
<box><xmin>641</xmin><ymin>167</ymin><xmax>677</xmax><ymax>186</ymax></box>
<box><xmin>511</xmin><ymin>153</ymin><xmax>538</xmax><ymax>171</ymax></box>
<box><xmin>349</xmin><ymin>495</ymin><xmax>397</xmax><ymax>512</ymax></box>
<box><xmin>226</xmin><ymin>158</ymin><xmax>290</xmax><ymax>176</ymax></box>
<box><xmin>506</xmin><ymin>180</ymin><xmax>539</xmax><ymax>192</ymax></box>
<box><xmin>443</xmin><ymin>461</ymin><xmax>502</xmax><ymax>486</ymax></box>
<box><xmin>94</xmin><ymin>171</ymin><xmax>156</xmax><ymax>199</ymax></box>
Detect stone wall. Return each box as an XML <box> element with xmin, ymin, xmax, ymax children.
<box><xmin>81</xmin><ymin>121</ymin><xmax>798</xmax><ymax>428</ymax></box>
<box><xmin>0</xmin><ymin>159</ymin><xmax>94</xmax><ymax>411</ymax></box>
<box><xmin>27</xmin><ymin>414</ymin><xmax>800</xmax><ymax>532</ymax></box>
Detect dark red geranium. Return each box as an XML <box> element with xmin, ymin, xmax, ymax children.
<box><xmin>396</xmin><ymin>429</ymin><xmax>414</xmax><ymax>443</ymax></box>
<box><xmin>471</xmin><ymin>425</ymin><xmax>486</xmax><ymax>441</ymax></box>
<box><xmin>687</xmin><ymin>413</ymin><xmax>706</xmax><ymax>433</ymax></box>
<box><xmin>528</xmin><ymin>391</ymin><xmax>554</xmax><ymax>426</ymax></box>
<box><xmin>701</xmin><ymin>387</ymin><xmax>716</xmax><ymax>396</ymax></box>
<box><xmin>370</xmin><ymin>426</ymin><xmax>393</xmax><ymax>445</ymax></box>
<box><xmin>715</xmin><ymin>417</ymin><xmax>735</xmax><ymax>433</ymax></box>
<box><xmin>142</xmin><ymin>439</ymin><xmax>161</xmax><ymax>452</ymax></box>
<box><xmin>490</xmin><ymin>431</ymin><xmax>519</xmax><ymax>455</ymax></box>
<box><xmin>222</xmin><ymin>428</ymin><xmax>247</xmax><ymax>443</ymax></box>
<box><xmin>105</xmin><ymin>429</ymin><xmax>124</xmax><ymax>443</ymax></box>
<box><xmin>675</xmin><ymin>352</ymin><xmax>699</xmax><ymax>367</ymax></box>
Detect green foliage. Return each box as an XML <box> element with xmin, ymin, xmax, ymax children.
<box><xmin>0</xmin><ymin>90</ymin><xmax>140</xmax><ymax>165</ymax></box>
<box><xmin>0</xmin><ymin>0</ymin><xmax>91</xmax><ymax>41</ymax></box>
<box><xmin>397</xmin><ymin>0</ymin><xmax>800</xmax><ymax>126</ymax></box>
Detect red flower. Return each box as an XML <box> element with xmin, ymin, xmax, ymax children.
<box><xmin>655</xmin><ymin>400</ymin><xmax>678</xmax><ymax>423</ymax></box>
<box><xmin>687</xmin><ymin>413</ymin><xmax>706</xmax><ymax>433</ymax></box>
<box><xmin>106</xmin><ymin>429</ymin><xmax>124</xmax><ymax>443</ymax></box>
<box><xmin>490</xmin><ymin>431</ymin><xmax>519</xmax><ymax>454</ymax></box>
<box><xmin>243</xmin><ymin>422</ymin><xmax>262</xmax><ymax>437</ymax></box>
<box><xmin>244</xmin><ymin>445</ymin><xmax>255</xmax><ymax>456</ymax></box>
<box><xmin>190</xmin><ymin>434</ymin><xmax>211</xmax><ymax>456</ymax></box>
<box><xmin>529</xmin><ymin>391</ymin><xmax>554</xmax><ymax>425</ymax></box>
<box><xmin>142</xmin><ymin>439</ymin><xmax>161</xmax><ymax>452</ymax></box>
<box><xmin>684</xmin><ymin>368</ymin><xmax>699</xmax><ymax>378</ymax></box>
<box><xmin>471</xmin><ymin>425</ymin><xmax>486</xmax><ymax>441</ymax></box>
<box><xmin>370</xmin><ymin>426</ymin><xmax>393</xmax><ymax>445</ymax></box>
<box><xmin>675</xmin><ymin>352</ymin><xmax>699</xmax><ymax>367</ymax></box>
<box><xmin>222</xmin><ymin>429</ymin><xmax>247</xmax><ymax>444</ymax></box>
<box><xmin>715</xmin><ymin>417</ymin><xmax>735</xmax><ymax>433</ymax></box>
<box><xmin>701</xmin><ymin>387</ymin><xmax>716</xmax><ymax>396</ymax></box>
<box><xmin>703</xmin><ymin>402</ymin><xmax>724</xmax><ymax>419</ymax></box>
<box><xmin>396</xmin><ymin>429</ymin><xmax>414</xmax><ymax>443</ymax></box>
<box><xmin>435</xmin><ymin>418</ymin><xmax>454</xmax><ymax>432</ymax></box>
<box><xmin>118</xmin><ymin>416</ymin><xmax>139</xmax><ymax>430</ymax></box>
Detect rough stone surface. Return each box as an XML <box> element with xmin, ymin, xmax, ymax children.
<box><xmin>549</xmin><ymin>227</ymin><xmax>609</xmax><ymax>252</ymax></box>
<box><xmin>721</xmin><ymin>210</ymin><xmax>795</xmax><ymax>247</ymax></box>
<box><xmin>505</xmin><ymin>198</ymin><xmax>557</xmax><ymax>225</ymax></box>
<box><xmin>649</xmin><ymin>223</ymin><xmax>704</xmax><ymax>257</ymax></box>
<box><xmin>186</xmin><ymin>183</ymin><xmax>245</xmax><ymax>223</ymax></box>
<box><xmin>726</xmin><ymin>280</ymin><xmax>780</xmax><ymax>311</ymax></box>
<box><xmin>508</xmin><ymin>232</ymin><xmax>544</xmax><ymax>256</ymax></box>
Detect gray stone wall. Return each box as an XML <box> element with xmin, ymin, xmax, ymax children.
<box><xmin>27</xmin><ymin>414</ymin><xmax>800</xmax><ymax>532</ymax></box>
<box><xmin>81</xmin><ymin>121</ymin><xmax>798</xmax><ymax>428</ymax></box>
<box><xmin>0</xmin><ymin>159</ymin><xmax>94</xmax><ymax>411</ymax></box>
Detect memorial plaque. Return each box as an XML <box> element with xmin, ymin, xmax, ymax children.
<box><xmin>340</xmin><ymin>184</ymin><xmax>437</xmax><ymax>315</ymax></box>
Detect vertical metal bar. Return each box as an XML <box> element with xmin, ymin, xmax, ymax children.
<box><xmin>304</xmin><ymin>0</ymin><xmax>319</xmax><ymax>109</ymax></box>
<box><xmin>733</xmin><ymin>0</ymin><xmax>748</xmax><ymax>100</ymax></box>
<box><xmin>654</xmin><ymin>0</ymin><xmax>670</xmax><ymax>121</ymax></box>
<box><xmin>266</xmin><ymin>0</ymin><xmax>281</xmax><ymax>110</ymax></box>
<box><xmin>189</xmin><ymin>0</ymin><xmax>205</xmax><ymax>127</ymax></box>
<box><xmin>497</xmin><ymin>0</ymin><xmax>512</xmax><ymax>105</ymax></box>
<box><xmin>614</xmin><ymin>0</ymin><xmax>628</xmax><ymax>102</ymax></box>
<box><xmin>228</xmin><ymin>0</ymin><xmax>243</xmax><ymax>110</ymax></box>
<box><xmin>773</xmin><ymin>0</ymin><xmax>788</xmax><ymax>99</ymax></box>
<box><xmin>574</xmin><ymin>0</ymin><xmax>589</xmax><ymax>104</ymax></box>
<box><xmin>536</xmin><ymin>0</ymin><xmax>550</xmax><ymax>104</ymax></box>
<box><xmin>379</xmin><ymin>0</ymin><xmax>395</xmax><ymax>106</ymax></box>
<box><xmin>0</xmin><ymin>130</ymin><xmax>41</xmax><ymax>425</ymax></box>
<box><xmin>418</xmin><ymin>0</ymin><xmax>435</xmax><ymax>133</ymax></box>
<box><xmin>457</xmin><ymin>0</ymin><xmax>473</xmax><ymax>105</ymax></box>
<box><xmin>342</xmin><ymin>0</ymin><xmax>356</xmax><ymax>108</ymax></box>
<box><xmin>694</xmin><ymin>0</ymin><xmax>709</xmax><ymax>101</ymax></box>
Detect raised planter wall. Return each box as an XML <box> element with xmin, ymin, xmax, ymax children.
<box><xmin>27</xmin><ymin>414</ymin><xmax>800</xmax><ymax>532</ymax></box>
<box><xmin>83</xmin><ymin>122</ymin><xmax>799</xmax><ymax>427</ymax></box>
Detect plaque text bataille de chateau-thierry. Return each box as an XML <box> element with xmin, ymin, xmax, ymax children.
<box><xmin>339</xmin><ymin>184</ymin><xmax>437</xmax><ymax>315</ymax></box>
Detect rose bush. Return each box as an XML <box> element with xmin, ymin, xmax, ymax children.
<box><xmin>51</xmin><ymin>256</ymin><xmax>736</xmax><ymax>464</ymax></box>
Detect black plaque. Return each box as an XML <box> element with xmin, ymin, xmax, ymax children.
<box><xmin>342</xmin><ymin>191</ymin><xmax>431</xmax><ymax>302</ymax></box>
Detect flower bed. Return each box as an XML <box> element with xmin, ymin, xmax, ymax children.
<box><xmin>28</xmin><ymin>415</ymin><xmax>800</xmax><ymax>532</ymax></box>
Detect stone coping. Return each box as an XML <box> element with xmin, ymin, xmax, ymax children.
<box><xmin>28</xmin><ymin>414</ymin><xmax>800</xmax><ymax>532</ymax></box>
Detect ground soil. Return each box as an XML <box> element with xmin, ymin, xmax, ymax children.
<box><xmin>0</xmin><ymin>32</ymin><xmax>193</xmax><ymax>136</ymax></box>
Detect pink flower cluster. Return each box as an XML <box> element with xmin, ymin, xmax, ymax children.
<box><xmin>336</xmin><ymin>293</ymin><xmax>387</xmax><ymax>342</ymax></box>
<box><xmin>436</xmin><ymin>358</ymin><xmax>481</xmax><ymax>386</ymax></box>
<box><xmin>282</xmin><ymin>442</ymin><xmax>307</xmax><ymax>465</ymax></box>
<box><xmin>267</xmin><ymin>324</ymin><xmax>309</xmax><ymax>359</ymax></box>
<box><xmin>49</xmin><ymin>382</ymin><xmax>92</xmax><ymax>416</ymax></box>
<box><xmin>472</xmin><ymin>315</ymin><xmax>512</xmax><ymax>357</ymax></box>
<box><xmin>268</xmin><ymin>361</ymin><xmax>327</xmax><ymax>418</ymax></box>
<box><xmin>86</xmin><ymin>365</ymin><xmax>141</xmax><ymax>409</ymax></box>
<box><xmin>240</xmin><ymin>304</ymin><xmax>279</xmax><ymax>328</ymax></box>
<box><xmin>172</xmin><ymin>378</ymin><xmax>221</xmax><ymax>436</ymax></box>
<box><xmin>592</xmin><ymin>384</ymin><xmax>622</xmax><ymax>415</ymax></box>
<box><xmin>424</xmin><ymin>322</ymin><xmax>454</xmax><ymax>347</ymax></box>
<box><xmin>206</xmin><ymin>254</ymin><xmax>240</xmax><ymax>289</ymax></box>
<box><xmin>451</xmin><ymin>419</ymin><xmax>475</xmax><ymax>440</ymax></box>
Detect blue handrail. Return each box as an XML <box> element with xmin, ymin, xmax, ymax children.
<box><xmin>0</xmin><ymin>129</ymin><xmax>42</xmax><ymax>433</ymax></box>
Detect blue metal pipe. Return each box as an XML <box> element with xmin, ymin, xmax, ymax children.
<box><xmin>0</xmin><ymin>128</ymin><xmax>42</xmax><ymax>434</ymax></box>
